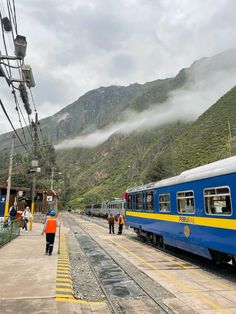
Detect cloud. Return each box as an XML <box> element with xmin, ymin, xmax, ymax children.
<box><xmin>1</xmin><ymin>0</ymin><xmax>236</xmax><ymax>136</ymax></box>
<box><xmin>55</xmin><ymin>64</ymin><xmax>236</xmax><ymax>150</ymax></box>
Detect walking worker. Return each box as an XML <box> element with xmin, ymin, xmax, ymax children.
<box><xmin>117</xmin><ymin>213</ymin><xmax>124</xmax><ymax>235</ymax></box>
<box><xmin>41</xmin><ymin>210</ymin><xmax>59</xmax><ymax>256</ymax></box>
<box><xmin>22</xmin><ymin>206</ymin><xmax>32</xmax><ymax>232</ymax></box>
<box><xmin>9</xmin><ymin>202</ymin><xmax>18</xmax><ymax>222</ymax></box>
<box><xmin>108</xmin><ymin>212</ymin><xmax>115</xmax><ymax>234</ymax></box>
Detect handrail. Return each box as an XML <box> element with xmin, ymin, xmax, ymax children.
<box><xmin>0</xmin><ymin>217</ymin><xmax>22</xmax><ymax>248</ymax></box>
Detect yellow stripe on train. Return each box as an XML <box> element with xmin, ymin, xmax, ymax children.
<box><xmin>126</xmin><ymin>211</ymin><xmax>236</xmax><ymax>230</ymax></box>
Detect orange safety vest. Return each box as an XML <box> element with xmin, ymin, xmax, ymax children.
<box><xmin>118</xmin><ymin>215</ymin><xmax>124</xmax><ymax>225</ymax></box>
<box><xmin>45</xmin><ymin>217</ymin><xmax>57</xmax><ymax>233</ymax></box>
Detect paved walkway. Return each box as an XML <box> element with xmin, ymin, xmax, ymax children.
<box><xmin>0</xmin><ymin>222</ymin><xmax>108</xmax><ymax>314</ymax></box>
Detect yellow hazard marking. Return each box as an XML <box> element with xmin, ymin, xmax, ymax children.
<box><xmin>56</xmin><ymin>297</ymin><xmax>105</xmax><ymax>304</ymax></box>
<box><xmin>56</xmin><ymin>276</ymin><xmax>72</xmax><ymax>280</ymax></box>
<box><xmin>56</xmin><ymin>294</ymin><xmax>74</xmax><ymax>298</ymax></box>
<box><xmin>56</xmin><ymin>278</ymin><xmax>72</xmax><ymax>283</ymax></box>
<box><xmin>56</xmin><ymin>283</ymin><xmax>72</xmax><ymax>288</ymax></box>
<box><xmin>56</xmin><ymin>287</ymin><xmax>74</xmax><ymax>293</ymax></box>
<box><xmin>57</xmin><ymin>266</ymin><xmax>70</xmax><ymax>270</ymax></box>
<box><xmin>56</xmin><ymin>235</ymin><xmax>76</xmax><ymax>303</ymax></box>
<box><xmin>56</xmin><ymin>235</ymin><xmax>106</xmax><ymax>306</ymax></box>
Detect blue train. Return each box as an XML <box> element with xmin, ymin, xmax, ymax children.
<box><xmin>125</xmin><ymin>156</ymin><xmax>236</xmax><ymax>265</ymax></box>
<box><xmin>85</xmin><ymin>198</ymin><xmax>126</xmax><ymax>219</ymax></box>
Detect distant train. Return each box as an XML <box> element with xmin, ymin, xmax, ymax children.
<box><xmin>125</xmin><ymin>156</ymin><xmax>236</xmax><ymax>266</ymax></box>
<box><xmin>84</xmin><ymin>198</ymin><xmax>126</xmax><ymax>220</ymax></box>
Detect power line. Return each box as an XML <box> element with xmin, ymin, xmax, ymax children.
<box><xmin>12</xmin><ymin>87</ymin><xmax>34</xmax><ymax>142</ymax></box>
<box><xmin>0</xmin><ymin>97</ymin><xmax>28</xmax><ymax>151</ymax></box>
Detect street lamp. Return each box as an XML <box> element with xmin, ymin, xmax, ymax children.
<box><xmin>21</xmin><ymin>64</ymin><xmax>35</xmax><ymax>88</ymax></box>
<box><xmin>14</xmin><ymin>35</ymin><xmax>27</xmax><ymax>58</ymax></box>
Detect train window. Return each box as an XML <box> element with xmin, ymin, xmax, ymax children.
<box><xmin>177</xmin><ymin>191</ymin><xmax>195</xmax><ymax>214</ymax></box>
<box><xmin>204</xmin><ymin>187</ymin><xmax>232</xmax><ymax>215</ymax></box>
<box><xmin>146</xmin><ymin>191</ymin><xmax>154</xmax><ymax>211</ymax></box>
<box><xmin>136</xmin><ymin>193</ymin><xmax>143</xmax><ymax>210</ymax></box>
<box><xmin>127</xmin><ymin>194</ymin><xmax>132</xmax><ymax>210</ymax></box>
<box><xmin>159</xmin><ymin>193</ymin><xmax>171</xmax><ymax>212</ymax></box>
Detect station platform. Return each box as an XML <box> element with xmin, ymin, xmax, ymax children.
<box><xmin>0</xmin><ymin>222</ymin><xmax>108</xmax><ymax>314</ymax></box>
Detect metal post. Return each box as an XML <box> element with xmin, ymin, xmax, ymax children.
<box><xmin>57</xmin><ymin>223</ymin><xmax>61</xmax><ymax>255</ymax></box>
<box><xmin>51</xmin><ymin>167</ymin><xmax>54</xmax><ymax>190</ymax></box>
<box><xmin>29</xmin><ymin>173</ymin><xmax>36</xmax><ymax>231</ymax></box>
<box><xmin>4</xmin><ymin>135</ymin><xmax>15</xmax><ymax>219</ymax></box>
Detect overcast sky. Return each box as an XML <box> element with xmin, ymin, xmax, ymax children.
<box><xmin>0</xmin><ymin>0</ymin><xmax>236</xmax><ymax>134</ymax></box>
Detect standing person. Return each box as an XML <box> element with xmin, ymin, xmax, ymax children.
<box><xmin>117</xmin><ymin>213</ymin><xmax>124</xmax><ymax>235</ymax></box>
<box><xmin>9</xmin><ymin>202</ymin><xmax>18</xmax><ymax>222</ymax></box>
<box><xmin>41</xmin><ymin>210</ymin><xmax>59</xmax><ymax>256</ymax></box>
<box><xmin>21</xmin><ymin>207</ymin><xmax>32</xmax><ymax>232</ymax></box>
<box><xmin>108</xmin><ymin>212</ymin><xmax>115</xmax><ymax>234</ymax></box>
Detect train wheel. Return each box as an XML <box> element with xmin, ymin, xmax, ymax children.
<box><xmin>232</xmin><ymin>257</ymin><xmax>236</xmax><ymax>267</ymax></box>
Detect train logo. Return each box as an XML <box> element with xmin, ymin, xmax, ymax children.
<box><xmin>184</xmin><ymin>225</ymin><xmax>191</xmax><ymax>238</ymax></box>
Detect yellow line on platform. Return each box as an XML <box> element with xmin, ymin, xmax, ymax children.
<box><xmin>57</xmin><ymin>267</ymin><xmax>71</xmax><ymax>271</ymax></box>
<box><xmin>57</xmin><ymin>270</ymin><xmax>71</xmax><ymax>275</ymax></box>
<box><xmin>56</xmin><ymin>283</ymin><xmax>72</xmax><ymax>287</ymax></box>
<box><xmin>56</xmin><ymin>297</ymin><xmax>106</xmax><ymax>305</ymax></box>
<box><xmin>56</xmin><ymin>293</ymin><xmax>74</xmax><ymax>298</ymax></box>
<box><xmin>56</xmin><ymin>287</ymin><xmax>74</xmax><ymax>293</ymax></box>
<box><xmin>109</xmin><ymin>238</ymin><xmax>231</xmax><ymax>314</ymax></box>
<box><xmin>136</xmin><ymin>239</ymin><xmax>236</xmax><ymax>291</ymax></box>
<box><xmin>57</xmin><ymin>274</ymin><xmax>72</xmax><ymax>280</ymax></box>
<box><xmin>56</xmin><ymin>278</ymin><xmax>72</xmax><ymax>283</ymax></box>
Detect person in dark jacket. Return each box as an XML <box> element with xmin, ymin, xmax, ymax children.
<box><xmin>107</xmin><ymin>212</ymin><xmax>115</xmax><ymax>234</ymax></box>
<box><xmin>9</xmin><ymin>202</ymin><xmax>18</xmax><ymax>222</ymax></box>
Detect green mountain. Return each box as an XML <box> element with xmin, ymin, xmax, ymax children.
<box><xmin>146</xmin><ymin>85</ymin><xmax>236</xmax><ymax>181</ymax></box>
<box><xmin>0</xmin><ymin>50</ymin><xmax>236</xmax><ymax>208</ymax></box>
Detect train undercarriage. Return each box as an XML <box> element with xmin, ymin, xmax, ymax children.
<box><xmin>133</xmin><ymin>227</ymin><xmax>236</xmax><ymax>267</ymax></box>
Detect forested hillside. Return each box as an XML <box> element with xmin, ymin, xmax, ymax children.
<box><xmin>145</xmin><ymin>86</ymin><xmax>236</xmax><ymax>182</ymax></box>
<box><xmin>0</xmin><ymin>50</ymin><xmax>236</xmax><ymax>209</ymax></box>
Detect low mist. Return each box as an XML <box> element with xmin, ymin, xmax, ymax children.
<box><xmin>55</xmin><ymin>66</ymin><xmax>236</xmax><ymax>150</ymax></box>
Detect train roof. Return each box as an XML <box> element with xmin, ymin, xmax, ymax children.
<box><xmin>126</xmin><ymin>156</ymin><xmax>236</xmax><ymax>193</ymax></box>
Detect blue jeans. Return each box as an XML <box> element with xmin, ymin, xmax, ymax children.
<box><xmin>23</xmin><ymin>218</ymin><xmax>28</xmax><ymax>231</ymax></box>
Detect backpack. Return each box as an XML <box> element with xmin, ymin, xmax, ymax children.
<box><xmin>109</xmin><ymin>216</ymin><xmax>114</xmax><ymax>223</ymax></box>
<box><xmin>10</xmin><ymin>207</ymin><xmax>17</xmax><ymax>217</ymax></box>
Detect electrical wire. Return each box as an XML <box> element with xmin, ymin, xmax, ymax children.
<box><xmin>10</xmin><ymin>0</ymin><xmax>17</xmax><ymax>34</ymax></box>
<box><xmin>12</xmin><ymin>87</ymin><xmax>34</xmax><ymax>141</ymax></box>
<box><xmin>12</xmin><ymin>89</ymin><xmax>30</xmax><ymax>150</ymax></box>
<box><xmin>0</xmin><ymin>98</ymin><xmax>28</xmax><ymax>151</ymax></box>
<box><xmin>0</xmin><ymin>10</ymin><xmax>11</xmax><ymax>78</ymax></box>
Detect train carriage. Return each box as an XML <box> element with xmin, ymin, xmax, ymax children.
<box><xmin>125</xmin><ymin>156</ymin><xmax>236</xmax><ymax>265</ymax></box>
<box><xmin>85</xmin><ymin>199</ymin><xmax>126</xmax><ymax>219</ymax></box>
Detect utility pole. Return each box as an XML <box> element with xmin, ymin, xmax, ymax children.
<box><xmin>30</xmin><ymin>113</ymin><xmax>39</xmax><ymax>230</ymax></box>
<box><xmin>4</xmin><ymin>135</ymin><xmax>15</xmax><ymax>219</ymax></box>
<box><xmin>51</xmin><ymin>166</ymin><xmax>54</xmax><ymax>190</ymax></box>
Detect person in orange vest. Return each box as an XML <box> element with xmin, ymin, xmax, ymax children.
<box><xmin>117</xmin><ymin>213</ymin><xmax>124</xmax><ymax>235</ymax></box>
<box><xmin>41</xmin><ymin>210</ymin><xmax>59</xmax><ymax>255</ymax></box>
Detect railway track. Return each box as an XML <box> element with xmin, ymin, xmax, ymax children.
<box><xmin>63</xmin><ymin>213</ymin><xmax>174</xmax><ymax>314</ymax></box>
<box><xmin>80</xmin><ymin>214</ymin><xmax>236</xmax><ymax>276</ymax></box>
